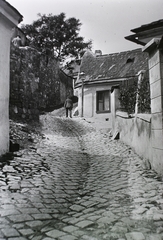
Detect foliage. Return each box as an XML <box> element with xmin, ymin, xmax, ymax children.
<box><xmin>119</xmin><ymin>78</ymin><xmax>138</xmax><ymax>115</ymax></box>
<box><xmin>137</xmin><ymin>71</ymin><xmax>151</xmax><ymax>113</ymax></box>
<box><xmin>119</xmin><ymin>72</ymin><xmax>151</xmax><ymax>115</ymax></box>
<box><xmin>21</xmin><ymin>12</ymin><xmax>92</xmax><ymax>63</ymax></box>
<box><xmin>10</xmin><ymin>44</ymin><xmax>65</xmax><ymax>120</ymax></box>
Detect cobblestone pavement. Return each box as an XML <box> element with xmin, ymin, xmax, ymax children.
<box><xmin>0</xmin><ymin>111</ymin><xmax>163</xmax><ymax>240</ymax></box>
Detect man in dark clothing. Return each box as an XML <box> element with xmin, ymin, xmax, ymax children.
<box><xmin>64</xmin><ymin>97</ymin><xmax>73</xmax><ymax>118</ymax></box>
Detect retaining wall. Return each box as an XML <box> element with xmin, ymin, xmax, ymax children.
<box><xmin>10</xmin><ymin>45</ymin><xmax>73</xmax><ymax>121</ymax></box>
<box><xmin>116</xmin><ymin>111</ymin><xmax>152</xmax><ymax>163</ymax></box>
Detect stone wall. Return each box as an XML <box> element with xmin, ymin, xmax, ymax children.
<box><xmin>143</xmin><ymin>39</ymin><xmax>163</xmax><ymax>175</ymax></box>
<box><xmin>114</xmin><ymin>43</ymin><xmax>163</xmax><ymax>176</ymax></box>
<box><xmin>115</xmin><ymin>111</ymin><xmax>152</xmax><ymax>165</ymax></box>
<box><xmin>0</xmin><ymin>16</ymin><xmax>12</xmax><ymax>154</ymax></box>
<box><xmin>10</xmin><ymin>45</ymin><xmax>73</xmax><ymax>121</ymax></box>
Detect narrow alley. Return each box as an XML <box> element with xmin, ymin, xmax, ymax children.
<box><xmin>0</xmin><ymin>110</ymin><xmax>163</xmax><ymax>240</ymax></box>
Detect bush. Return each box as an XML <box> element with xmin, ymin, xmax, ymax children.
<box><xmin>119</xmin><ymin>71</ymin><xmax>151</xmax><ymax>115</ymax></box>
<box><xmin>119</xmin><ymin>78</ymin><xmax>137</xmax><ymax>115</ymax></box>
<box><xmin>137</xmin><ymin>71</ymin><xmax>151</xmax><ymax>113</ymax></box>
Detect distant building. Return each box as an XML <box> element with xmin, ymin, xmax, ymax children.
<box><xmin>74</xmin><ymin>49</ymin><xmax>148</xmax><ymax>128</ymax></box>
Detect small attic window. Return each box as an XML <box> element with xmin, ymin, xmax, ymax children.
<box><xmin>126</xmin><ymin>57</ymin><xmax>135</xmax><ymax>63</ymax></box>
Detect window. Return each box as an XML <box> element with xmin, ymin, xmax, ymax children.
<box><xmin>126</xmin><ymin>57</ymin><xmax>135</xmax><ymax>63</ymax></box>
<box><xmin>96</xmin><ymin>90</ymin><xmax>111</xmax><ymax>113</ymax></box>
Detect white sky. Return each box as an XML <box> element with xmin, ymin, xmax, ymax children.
<box><xmin>7</xmin><ymin>0</ymin><xmax>163</xmax><ymax>54</ymax></box>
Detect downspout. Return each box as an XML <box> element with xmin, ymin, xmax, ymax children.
<box><xmin>81</xmin><ymin>78</ymin><xmax>84</xmax><ymax>117</ymax></box>
<box><xmin>80</xmin><ymin>72</ymin><xmax>85</xmax><ymax>117</ymax></box>
<box><xmin>135</xmin><ymin>70</ymin><xmax>146</xmax><ymax>117</ymax></box>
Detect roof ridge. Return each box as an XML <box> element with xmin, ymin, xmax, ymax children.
<box><xmin>96</xmin><ymin>48</ymin><xmax>142</xmax><ymax>58</ymax></box>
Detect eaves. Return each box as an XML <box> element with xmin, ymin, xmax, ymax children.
<box><xmin>74</xmin><ymin>77</ymin><xmax>132</xmax><ymax>89</ymax></box>
<box><xmin>0</xmin><ymin>0</ymin><xmax>23</xmax><ymax>25</ymax></box>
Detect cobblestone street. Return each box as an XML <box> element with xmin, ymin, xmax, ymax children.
<box><xmin>0</xmin><ymin>111</ymin><xmax>163</xmax><ymax>240</ymax></box>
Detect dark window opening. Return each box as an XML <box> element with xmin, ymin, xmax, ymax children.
<box><xmin>96</xmin><ymin>90</ymin><xmax>111</xmax><ymax>113</ymax></box>
<box><xmin>126</xmin><ymin>57</ymin><xmax>135</xmax><ymax>63</ymax></box>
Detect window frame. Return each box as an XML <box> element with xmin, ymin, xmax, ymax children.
<box><xmin>96</xmin><ymin>90</ymin><xmax>111</xmax><ymax>113</ymax></box>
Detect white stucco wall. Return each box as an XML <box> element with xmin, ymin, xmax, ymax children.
<box><xmin>75</xmin><ymin>84</ymin><xmax>115</xmax><ymax>128</ymax></box>
<box><xmin>116</xmin><ymin>112</ymin><xmax>152</xmax><ymax>162</ymax></box>
<box><xmin>0</xmin><ymin>2</ymin><xmax>22</xmax><ymax>155</ymax></box>
<box><xmin>0</xmin><ymin>16</ymin><xmax>12</xmax><ymax>154</ymax></box>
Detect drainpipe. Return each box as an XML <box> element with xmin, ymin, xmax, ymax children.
<box><xmin>81</xmin><ymin>78</ymin><xmax>84</xmax><ymax>117</ymax></box>
<box><xmin>135</xmin><ymin>70</ymin><xmax>146</xmax><ymax>117</ymax></box>
<box><xmin>80</xmin><ymin>72</ymin><xmax>85</xmax><ymax>117</ymax></box>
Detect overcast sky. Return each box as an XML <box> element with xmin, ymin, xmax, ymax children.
<box><xmin>8</xmin><ymin>0</ymin><xmax>163</xmax><ymax>54</ymax></box>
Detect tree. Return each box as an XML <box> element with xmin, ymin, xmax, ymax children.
<box><xmin>21</xmin><ymin>12</ymin><xmax>92</xmax><ymax>63</ymax></box>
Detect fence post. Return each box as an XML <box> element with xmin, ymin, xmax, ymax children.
<box><xmin>135</xmin><ymin>70</ymin><xmax>146</xmax><ymax>116</ymax></box>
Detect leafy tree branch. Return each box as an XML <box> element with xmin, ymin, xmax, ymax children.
<box><xmin>21</xmin><ymin>12</ymin><xmax>92</xmax><ymax>63</ymax></box>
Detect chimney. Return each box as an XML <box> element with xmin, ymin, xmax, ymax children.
<box><xmin>95</xmin><ymin>50</ymin><xmax>102</xmax><ymax>56</ymax></box>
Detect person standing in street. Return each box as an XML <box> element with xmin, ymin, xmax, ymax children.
<box><xmin>64</xmin><ymin>96</ymin><xmax>73</xmax><ymax>118</ymax></box>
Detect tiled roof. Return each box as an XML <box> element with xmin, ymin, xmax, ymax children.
<box><xmin>76</xmin><ymin>48</ymin><xmax>148</xmax><ymax>84</ymax></box>
<box><xmin>125</xmin><ymin>19</ymin><xmax>163</xmax><ymax>46</ymax></box>
<box><xmin>131</xmin><ymin>19</ymin><xmax>163</xmax><ymax>33</ymax></box>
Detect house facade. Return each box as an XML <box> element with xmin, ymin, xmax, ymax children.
<box><xmin>0</xmin><ymin>0</ymin><xmax>22</xmax><ymax>155</ymax></box>
<box><xmin>124</xmin><ymin>19</ymin><xmax>163</xmax><ymax>175</ymax></box>
<box><xmin>74</xmin><ymin>49</ymin><xmax>148</xmax><ymax>128</ymax></box>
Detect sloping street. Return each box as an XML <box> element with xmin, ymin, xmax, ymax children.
<box><xmin>0</xmin><ymin>110</ymin><xmax>163</xmax><ymax>240</ymax></box>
